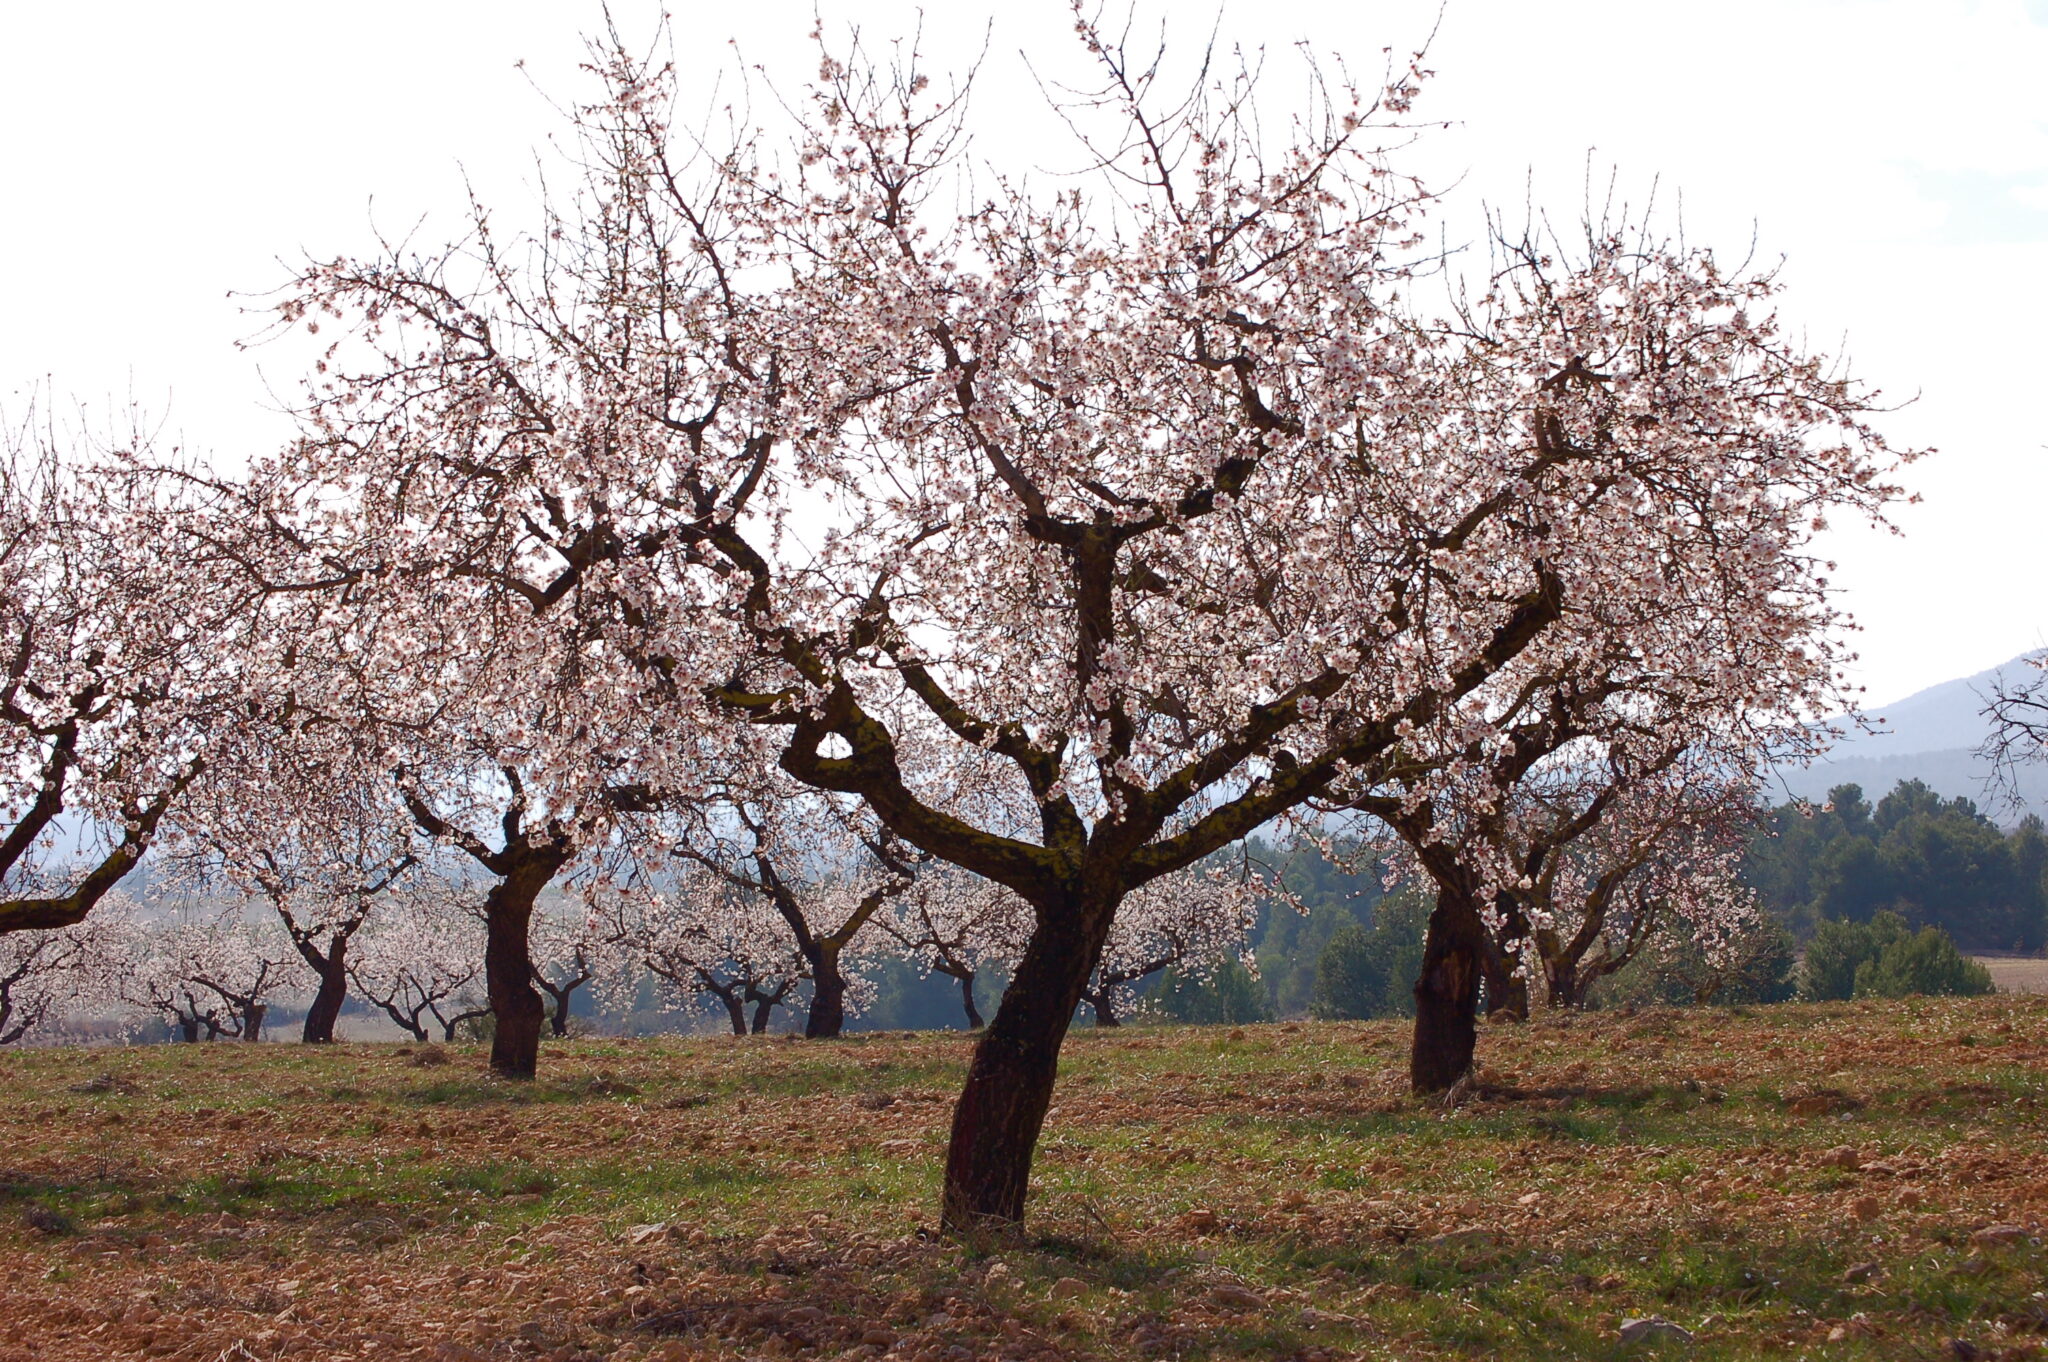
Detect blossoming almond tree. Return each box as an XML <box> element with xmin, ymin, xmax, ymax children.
<box><xmin>621</xmin><ymin>741</ymin><xmax>927</xmax><ymax>1037</ymax></box>
<box><xmin>0</xmin><ymin>909</ymin><xmax>119</xmax><ymax>1045</ymax></box>
<box><xmin>119</xmin><ymin>907</ymin><xmax>306</xmax><ymax>1043</ymax></box>
<box><xmin>271</xmin><ymin>17</ymin><xmax>1909</xmax><ymax>1229</ymax></box>
<box><xmin>876</xmin><ymin>868</ymin><xmax>1033</xmax><ymax>1031</ymax></box>
<box><xmin>165</xmin><ymin>731</ymin><xmax>425</xmax><ymax>1042</ymax></box>
<box><xmin>1080</xmin><ymin>868</ymin><xmax>1262</xmax><ymax>1027</ymax></box>
<box><xmin>0</xmin><ymin>419</ymin><xmax>240</xmax><ymax>935</ymax></box>
<box><xmin>346</xmin><ymin>886</ymin><xmax>491</xmax><ymax>1043</ymax></box>
<box><xmin>597</xmin><ymin>873</ymin><xmax>809</xmax><ymax>1036</ymax></box>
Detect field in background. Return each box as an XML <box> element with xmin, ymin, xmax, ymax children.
<box><xmin>1</xmin><ymin>999</ymin><xmax>2044</xmax><ymax>1361</ymax></box>
<box><xmin>1981</xmin><ymin>957</ymin><xmax>2048</xmax><ymax>994</ymax></box>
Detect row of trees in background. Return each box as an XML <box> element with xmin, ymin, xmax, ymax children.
<box><xmin>1748</xmin><ymin>780</ymin><xmax>2048</xmax><ymax>952</ymax></box>
<box><xmin>0</xmin><ymin>13</ymin><xmax>1929</xmax><ymax>1233</ymax></box>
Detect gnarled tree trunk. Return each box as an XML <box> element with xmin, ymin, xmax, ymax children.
<box><xmin>941</xmin><ymin>888</ymin><xmax>1117</xmax><ymax>1233</ymax></box>
<box><xmin>483</xmin><ymin>858</ymin><xmax>559</xmax><ymax>1079</ymax></box>
<box><xmin>1410</xmin><ymin>890</ymin><xmax>1488</xmax><ymax>1094</ymax></box>
<box><xmin>804</xmin><ymin>942</ymin><xmax>847</xmax><ymax>1039</ymax></box>
<box><xmin>300</xmin><ymin>935</ymin><xmax>349</xmax><ymax>1044</ymax></box>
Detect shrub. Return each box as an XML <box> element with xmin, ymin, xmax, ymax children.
<box><xmin>1591</xmin><ymin>912</ymin><xmax>1798</xmax><ymax>1008</ymax></box>
<box><xmin>1310</xmin><ymin>924</ymin><xmax>1386</xmax><ymax>1021</ymax></box>
<box><xmin>1801</xmin><ymin>911</ymin><xmax>1908</xmax><ymax>1001</ymax></box>
<box><xmin>1852</xmin><ymin>927</ymin><xmax>1994</xmax><ymax>999</ymax></box>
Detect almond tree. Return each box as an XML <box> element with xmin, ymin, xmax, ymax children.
<box><xmin>530</xmin><ymin>897</ymin><xmax>605</xmax><ymax>1037</ymax></box>
<box><xmin>0</xmin><ymin>910</ymin><xmax>118</xmax><ymax>1044</ymax></box>
<box><xmin>876</xmin><ymin>869</ymin><xmax>1032</xmax><ymax>1030</ymax></box>
<box><xmin>348</xmin><ymin>888</ymin><xmax>491</xmax><ymax>1042</ymax></box>
<box><xmin>630</xmin><ymin>755</ymin><xmax>921</xmax><ymax>1038</ymax></box>
<box><xmin>274</xmin><ymin>19</ymin><xmax>1909</xmax><ymax>1231</ymax></box>
<box><xmin>1080</xmin><ymin>870</ymin><xmax>1261</xmax><ymax>1027</ymax></box>
<box><xmin>167</xmin><ymin>736</ymin><xmax>420</xmax><ymax>1042</ymax></box>
<box><xmin>0</xmin><ymin>418</ymin><xmax>236</xmax><ymax>935</ymax></box>
<box><xmin>121</xmin><ymin>909</ymin><xmax>306</xmax><ymax>1042</ymax></box>
<box><xmin>1361</xmin><ymin>735</ymin><xmax>1766</xmax><ymax>1035</ymax></box>
<box><xmin>599</xmin><ymin>876</ymin><xmax>807</xmax><ymax>1035</ymax></box>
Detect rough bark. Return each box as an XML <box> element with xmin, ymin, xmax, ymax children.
<box><xmin>300</xmin><ymin>936</ymin><xmax>349</xmax><ymax>1044</ymax></box>
<box><xmin>804</xmin><ymin>943</ymin><xmax>847</xmax><ymax>1039</ymax></box>
<box><xmin>941</xmin><ymin>889</ymin><xmax>1116</xmax><ymax>1233</ymax></box>
<box><xmin>748</xmin><ymin>989</ymin><xmax>778</xmax><ymax>1034</ymax></box>
<box><xmin>482</xmin><ymin>857</ymin><xmax>560</xmax><ymax>1079</ymax></box>
<box><xmin>1410</xmin><ymin>891</ymin><xmax>1488</xmax><ymax>1094</ymax></box>
<box><xmin>718</xmin><ymin>989</ymin><xmax>747</xmax><ymax>1036</ymax></box>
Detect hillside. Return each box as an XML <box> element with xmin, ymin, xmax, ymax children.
<box><xmin>2</xmin><ymin>999</ymin><xmax>2044</xmax><ymax>1360</ymax></box>
<box><xmin>1777</xmin><ymin>655</ymin><xmax>2048</xmax><ymax>815</ymax></box>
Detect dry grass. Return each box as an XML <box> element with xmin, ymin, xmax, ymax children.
<box><xmin>1</xmin><ymin>997</ymin><xmax>2045</xmax><ymax>1360</ymax></box>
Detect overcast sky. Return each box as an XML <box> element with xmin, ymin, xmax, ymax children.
<box><xmin>3</xmin><ymin>0</ymin><xmax>2042</xmax><ymax>709</ymax></box>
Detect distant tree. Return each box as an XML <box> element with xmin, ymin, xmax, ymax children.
<box><xmin>1309</xmin><ymin>886</ymin><xmax>1429</xmax><ymax>1020</ymax></box>
<box><xmin>1853</xmin><ymin>926</ymin><xmax>1994</xmax><ymax>1000</ymax></box>
<box><xmin>0</xmin><ymin>911</ymin><xmax>117</xmax><ymax>1044</ymax></box>
<box><xmin>1079</xmin><ymin>869</ymin><xmax>1260</xmax><ymax>1027</ymax></box>
<box><xmin>1311</xmin><ymin>925</ymin><xmax>1385</xmax><ymax>1021</ymax></box>
<box><xmin>876</xmin><ymin>870</ymin><xmax>1032</xmax><ymax>1031</ymax></box>
<box><xmin>347</xmin><ymin>891</ymin><xmax>491</xmax><ymax>1043</ymax></box>
<box><xmin>529</xmin><ymin>902</ymin><xmax>605</xmax><ymax>1038</ymax></box>
<box><xmin>122</xmin><ymin>909</ymin><xmax>306</xmax><ymax>1042</ymax></box>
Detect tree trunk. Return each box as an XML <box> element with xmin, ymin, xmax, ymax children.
<box><xmin>546</xmin><ymin>985</ymin><xmax>573</xmax><ymax>1037</ymax></box>
<box><xmin>941</xmin><ymin>888</ymin><xmax>1116</xmax><ymax>1234</ymax></box>
<box><xmin>483</xmin><ymin>860</ymin><xmax>556</xmax><ymax>1079</ymax></box>
<box><xmin>750</xmin><ymin>992</ymin><xmax>776</xmax><ymax>1034</ymax></box>
<box><xmin>805</xmin><ymin>943</ymin><xmax>847</xmax><ymax>1039</ymax></box>
<box><xmin>958</xmin><ymin>971</ymin><xmax>983</xmax><ymax>1030</ymax></box>
<box><xmin>718</xmin><ymin>990</ymin><xmax>747</xmax><ymax>1036</ymax></box>
<box><xmin>1410</xmin><ymin>892</ymin><xmax>1487</xmax><ymax>1094</ymax></box>
<box><xmin>177</xmin><ymin>1016</ymin><xmax>200</xmax><ymax>1043</ymax></box>
<box><xmin>302</xmin><ymin>939</ymin><xmax>349</xmax><ymax>1044</ymax></box>
<box><xmin>1084</xmin><ymin>989</ymin><xmax>1120</xmax><ymax>1027</ymax></box>
<box><xmin>1546</xmin><ymin>955</ymin><xmax>1581</xmax><ymax>1010</ymax></box>
<box><xmin>1483</xmin><ymin>949</ymin><xmax>1529</xmax><ymax>1021</ymax></box>
<box><xmin>242</xmin><ymin>1002</ymin><xmax>266</xmax><ymax>1042</ymax></box>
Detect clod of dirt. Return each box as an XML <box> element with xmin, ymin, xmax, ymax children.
<box><xmin>1970</xmin><ymin>1224</ymin><xmax>2027</xmax><ymax>1248</ymax></box>
<box><xmin>1048</xmin><ymin>1276</ymin><xmax>1087</xmax><ymax>1301</ymax></box>
<box><xmin>1617</xmin><ymin>1316</ymin><xmax>1694</xmax><ymax>1346</ymax></box>
<box><xmin>66</xmin><ymin>1073</ymin><xmax>133</xmax><ymax>1095</ymax></box>
<box><xmin>21</xmin><ymin>1205</ymin><xmax>72</xmax><ymax>1236</ymax></box>
<box><xmin>854</xmin><ymin>1092</ymin><xmax>895</xmax><ymax>1111</ymax></box>
<box><xmin>1818</xmin><ymin>1145</ymin><xmax>1861</xmax><ymax>1170</ymax></box>
<box><xmin>410</xmin><ymin>1047</ymin><xmax>452</xmax><ymax>1068</ymax></box>
<box><xmin>1207</xmin><ymin>1283</ymin><xmax>1265</xmax><ymax>1312</ymax></box>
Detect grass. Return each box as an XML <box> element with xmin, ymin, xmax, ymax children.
<box><xmin>0</xmin><ymin>999</ymin><xmax>2044</xmax><ymax>1360</ymax></box>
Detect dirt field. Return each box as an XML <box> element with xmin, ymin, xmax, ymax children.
<box><xmin>1980</xmin><ymin>957</ymin><xmax>2048</xmax><ymax>994</ymax></box>
<box><xmin>2</xmin><ymin>997</ymin><xmax>2044</xmax><ymax>1361</ymax></box>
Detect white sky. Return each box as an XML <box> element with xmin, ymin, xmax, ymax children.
<box><xmin>3</xmin><ymin>0</ymin><xmax>2043</xmax><ymax>709</ymax></box>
